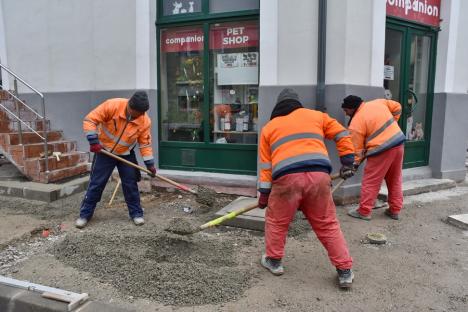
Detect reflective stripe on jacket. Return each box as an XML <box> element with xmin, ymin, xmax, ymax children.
<box><xmin>83</xmin><ymin>98</ymin><xmax>153</xmax><ymax>161</ymax></box>
<box><xmin>349</xmin><ymin>99</ymin><xmax>405</xmax><ymax>162</ymax></box>
<box><xmin>258</xmin><ymin>108</ymin><xmax>355</xmax><ymax>193</ymax></box>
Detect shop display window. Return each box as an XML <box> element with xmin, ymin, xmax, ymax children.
<box><xmin>209</xmin><ymin>0</ymin><xmax>259</xmax><ymax>13</ymax></box>
<box><xmin>209</xmin><ymin>20</ymin><xmax>259</xmax><ymax>144</ymax></box>
<box><xmin>160</xmin><ymin>26</ymin><xmax>204</xmax><ymax>142</ymax></box>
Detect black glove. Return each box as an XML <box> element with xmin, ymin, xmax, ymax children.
<box><xmin>340</xmin><ymin>165</ymin><xmax>355</xmax><ymax>179</ymax></box>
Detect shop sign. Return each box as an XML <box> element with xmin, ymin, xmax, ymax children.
<box><xmin>210</xmin><ymin>23</ymin><xmax>259</xmax><ymax>50</ymax></box>
<box><xmin>161</xmin><ymin>27</ymin><xmax>204</xmax><ymax>52</ymax></box>
<box><xmin>386</xmin><ymin>0</ymin><xmax>441</xmax><ymax>27</ymax></box>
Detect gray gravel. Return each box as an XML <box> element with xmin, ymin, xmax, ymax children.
<box><xmin>52</xmin><ymin>227</ymin><xmax>256</xmax><ymax>305</ymax></box>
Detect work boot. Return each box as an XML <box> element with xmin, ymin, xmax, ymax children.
<box><xmin>337</xmin><ymin>268</ymin><xmax>354</xmax><ymax>289</ymax></box>
<box><xmin>347</xmin><ymin>207</ymin><xmax>371</xmax><ymax>221</ymax></box>
<box><xmin>384</xmin><ymin>208</ymin><xmax>399</xmax><ymax>220</ymax></box>
<box><xmin>261</xmin><ymin>254</ymin><xmax>284</xmax><ymax>276</ymax></box>
<box><xmin>75</xmin><ymin>218</ymin><xmax>88</xmax><ymax>229</ymax></box>
<box><xmin>133</xmin><ymin>217</ymin><xmax>145</xmax><ymax>226</ymax></box>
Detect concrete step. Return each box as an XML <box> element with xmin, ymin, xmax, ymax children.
<box><xmin>16</xmin><ymin>140</ymin><xmax>78</xmax><ymax>159</ymax></box>
<box><xmin>0</xmin><ymin>130</ymin><xmax>63</xmax><ymax>146</ymax></box>
<box><xmin>23</xmin><ymin>151</ymin><xmax>88</xmax><ymax>175</ymax></box>
<box><xmin>37</xmin><ymin>162</ymin><xmax>89</xmax><ymax>183</ymax></box>
<box><xmin>0</xmin><ymin>119</ymin><xmax>50</xmax><ymax>133</ymax></box>
<box><xmin>378</xmin><ymin>178</ymin><xmax>456</xmax><ymax>201</ymax></box>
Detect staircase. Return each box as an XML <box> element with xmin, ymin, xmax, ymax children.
<box><xmin>0</xmin><ymin>77</ymin><xmax>88</xmax><ymax>183</ymax></box>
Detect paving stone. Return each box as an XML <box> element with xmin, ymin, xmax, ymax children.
<box><xmin>214</xmin><ymin>196</ymin><xmax>264</xmax><ymax>231</ymax></box>
<box><xmin>447</xmin><ymin>214</ymin><xmax>468</xmax><ymax>230</ymax></box>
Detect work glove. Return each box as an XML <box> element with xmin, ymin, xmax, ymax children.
<box><xmin>87</xmin><ymin>134</ymin><xmax>102</xmax><ymax>153</ymax></box>
<box><xmin>258</xmin><ymin>192</ymin><xmax>270</xmax><ymax>209</ymax></box>
<box><xmin>144</xmin><ymin>159</ymin><xmax>156</xmax><ymax>177</ymax></box>
<box><xmin>89</xmin><ymin>143</ymin><xmax>102</xmax><ymax>153</ymax></box>
<box><xmin>339</xmin><ymin>165</ymin><xmax>355</xmax><ymax>180</ymax></box>
<box><xmin>146</xmin><ymin>165</ymin><xmax>156</xmax><ymax>177</ymax></box>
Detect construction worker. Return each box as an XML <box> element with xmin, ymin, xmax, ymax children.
<box><xmin>75</xmin><ymin>91</ymin><xmax>155</xmax><ymax>228</ymax></box>
<box><xmin>341</xmin><ymin>95</ymin><xmax>405</xmax><ymax>221</ymax></box>
<box><xmin>258</xmin><ymin>88</ymin><xmax>356</xmax><ymax>288</ymax></box>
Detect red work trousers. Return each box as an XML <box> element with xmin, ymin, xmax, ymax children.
<box><xmin>359</xmin><ymin>144</ymin><xmax>404</xmax><ymax>216</ymax></box>
<box><xmin>265</xmin><ymin>172</ymin><xmax>353</xmax><ymax>269</ymax></box>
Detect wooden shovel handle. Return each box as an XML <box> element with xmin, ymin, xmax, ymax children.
<box><xmin>100</xmin><ymin>150</ymin><xmax>197</xmax><ymax>195</ymax></box>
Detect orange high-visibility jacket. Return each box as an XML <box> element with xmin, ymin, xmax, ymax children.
<box><xmin>258</xmin><ymin>108</ymin><xmax>355</xmax><ymax>193</ymax></box>
<box><xmin>348</xmin><ymin>99</ymin><xmax>405</xmax><ymax>163</ymax></box>
<box><xmin>83</xmin><ymin>98</ymin><xmax>154</xmax><ymax>161</ymax></box>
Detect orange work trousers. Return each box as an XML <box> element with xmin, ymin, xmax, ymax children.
<box><xmin>265</xmin><ymin>172</ymin><xmax>353</xmax><ymax>269</ymax></box>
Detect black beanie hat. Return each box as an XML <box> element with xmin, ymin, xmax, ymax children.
<box><xmin>342</xmin><ymin>95</ymin><xmax>363</xmax><ymax>109</ymax></box>
<box><xmin>129</xmin><ymin>91</ymin><xmax>150</xmax><ymax>112</ymax></box>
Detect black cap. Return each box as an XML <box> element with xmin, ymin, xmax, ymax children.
<box><xmin>276</xmin><ymin>88</ymin><xmax>300</xmax><ymax>105</ymax></box>
<box><xmin>129</xmin><ymin>91</ymin><xmax>150</xmax><ymax>112</ymax></box>
<box><xmin>342</xmin><ymin>95</ymin><xmax>363</xmax><ymax>109</ymax></box>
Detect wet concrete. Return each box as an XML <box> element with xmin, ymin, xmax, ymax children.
<box><xmin>52</xmin><ymin>227</ymin><xmax>256</xmax><ymax>305</ymax></box>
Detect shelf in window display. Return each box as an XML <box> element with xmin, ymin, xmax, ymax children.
<box><xmin>175</xmin><ymin>80</ymin><xmax>203</xmax><ymax>85</ymax></box>
<box><xmin>213</xmin><ymin>102</ymin><xmax>257</xmax><ymax>105</ymax></box>
<box><xmin>213</xmin><ymin>130</ymin><xmax>257</xmax><ymax>134</ymax></box>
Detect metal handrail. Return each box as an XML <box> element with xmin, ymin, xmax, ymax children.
<box><xmin>0</xmin><ymin>86</ymin><xmax>43</xmax><ymax>119</ymax></box>
<box><xmin>0</xmin><ymin>103</ymin><xmax>45</xmax><ymax>139</ymax></box>
<box><xmin>0</xmin><ymin>63</ymin><xmax>49</xmax><ymax>173</ymax></box>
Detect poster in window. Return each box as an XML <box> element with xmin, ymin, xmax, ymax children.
<box><xmin>217</xmin><ymin>52</ymin><xmax>258</xmax><ymax>85</ymax></box>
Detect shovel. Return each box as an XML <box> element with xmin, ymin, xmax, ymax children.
<box><xmin>100</xmin><ymin>150</ymin><xmax>216</xmax><ymax>205</ymax></box>
<box><xmin>166</xmin><ymin>173</ymin><xmax>345</xmax><ymax>235</ymax></box>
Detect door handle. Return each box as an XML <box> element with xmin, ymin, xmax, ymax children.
<box><xmin>407</xmin><ymin>89</ymin><xmax>418</xmax><ymax>114</ymax></box>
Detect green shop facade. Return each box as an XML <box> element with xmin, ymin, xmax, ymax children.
<box><xmin>156</xmin><ymin>0</ymin><xmax>260</xmax><ymax>175</ymax></box>
<box><xmin>155</xmin><ymin>0</ymin><xmax>442</xmax><ymax>176</ymax></box>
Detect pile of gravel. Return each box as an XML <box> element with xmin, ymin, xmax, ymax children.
<box><xmin>52</xmin><ymin>229</ymin><xmax>254</xmax><ymax>305</ymax></box>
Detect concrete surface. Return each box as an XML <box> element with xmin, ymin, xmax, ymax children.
<box><xmin>379</xmin><ymin>178</ymin><xmax>456</xmax><ymax>201</ymax></box>
<box><xmin>447</xmin><ymin>214</ymin><xmax>468</xmax><ymax>230</ymax></box>
<box><xmin>0</xmin><ymin>176</ymin><xmax>89</xmax><ymax>202</ymax></box>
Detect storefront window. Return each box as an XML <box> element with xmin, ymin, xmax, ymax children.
<box><xmin>209</xmin><ymin>21</ymin><xmax>259</xmax><ymax>144</ymax></box>
<box><xmin>162</xmin><ymin>0</ymin><xmax>202</xmax><ymax>16</ymax></box>
<box><xmin>209</xmin><ymin>0</ymin><xmax>259</xmax><ymax>13</ymax></box>
<box><xmin>406</xmin><ymin>35</ymin><xmax>430</xmax><ymax>142</ymax></box>
<box><xmin>384</xmin><ymin>29</ymin><xmax>402</xmax><ymax>102</ymax></box>
<box><xmin>160</xmin><ymin>26</ymin><xmax>204</xmax><ymax>142</ymax></box>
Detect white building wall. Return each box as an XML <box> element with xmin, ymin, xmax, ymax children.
<box><xmin>0</xmin><ymin>2</ymin><xmax>9</xmax><ymax>89</ymax></box>
<box><xmin>327</xmin><ymin>0</ymin><xmax>385</xmax><ymax>86</ymax></box>
<box><xmin>453</xmin><ymin>0</ymin><xmax>468</xmax><ymax>93</ymax></box>
<box><xmin>276</xmin><ymin>0</ymin><xmax>318</xmax><ymax>86</ymax></box>
<box><xmin>1</xmin><ymin>0</ymin><xmax>156</xmax><ymax>93</ymax></box>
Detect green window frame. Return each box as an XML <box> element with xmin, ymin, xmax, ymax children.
<box><xmin>156</xmin><ymin>0</ymin><xmax>260</xmax><ymax>175</ymax></box>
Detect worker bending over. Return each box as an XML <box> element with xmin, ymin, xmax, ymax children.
<box><xmin>342</xmin><ymin>95</ymin><xmax>405</xmax><ymax>221</ymax></box>
<box><xmin>258</xmin><ymin>88</ymin><xmax>356</xmax><ymax>288</ymax></box>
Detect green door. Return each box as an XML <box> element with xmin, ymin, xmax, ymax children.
<box><xmin>384</xmin><ymin>19</ymin><xmax>437</xmax><ymax>168</ymax></box>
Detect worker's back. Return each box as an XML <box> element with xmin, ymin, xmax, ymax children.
<box><xmin>260</xmin><ymin>108</ymin><xmax>354</xmax><ymax>184</ymax></box>
<box><xmin>349</xmin><ymin>99</ymin><xmax>405</xmax><ymax>157</ymax></box>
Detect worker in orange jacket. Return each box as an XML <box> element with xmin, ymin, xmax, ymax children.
<box><xmin>258</xmin><ymin>88</ymin><xmax>355</xmax><ymax>288</ymax></box>
<box><xmin>342</xmin><ymin>95</ymin><xmax>405</xmax><ymax>221</ymax></box>
<box><xmin>75</xmin><ymin>91</ymin><xmax>155</xmax><ymax>228</ymax></box>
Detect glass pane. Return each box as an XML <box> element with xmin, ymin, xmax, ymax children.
<box><xmin>162</xmin><ymin>0</ymin><xmax>202</xmax><ymax>16</ymax></box>
<box><xmin>210</xmin><ymin>20</ymin><xmax>259</xmax><ymax>144</ymax></box>
<box><xmin>406</xmin><ymin>35</ymin><xmax>431</xmax><ymax>142</ymax></box>
<box><xmin>210</xmin><ymin>0</ymin><xmax>259</xmax><ymax>13</ymax></box>
<box><xmin>160</xmin><ymin>26</ymin><xmax>204</xmax><ymax>142</ymax></box>
<box><xmin>384</xmin><ymin>29</ymin><xmax>403</xmax><ymax>102</ymax></box>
